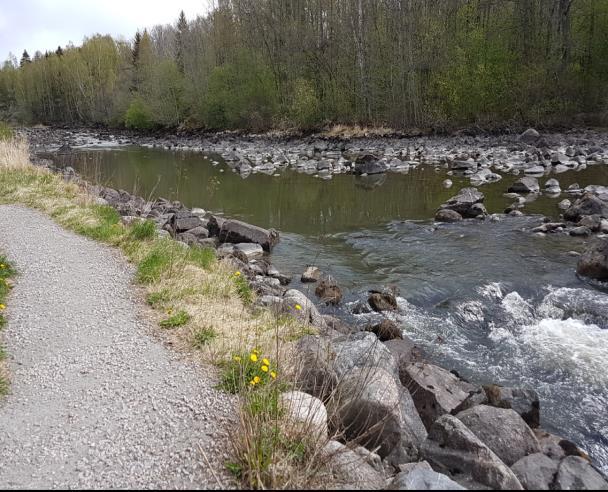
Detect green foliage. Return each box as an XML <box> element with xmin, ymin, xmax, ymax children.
<box><xmin>160</xmin><ymin>309</ymin><xmax>191</xmax><ymax>328</ymax></box>
<box><xmin>289</xmin><ymin>79</ymin><xmax>322</xmax><ymax>129</ymax></box>
<box><xmin>186</xmin><ymin>246</ymin><xmax>216</xmax><ymax>270</ymax></box>
<box><xmin>232</xmin><ymin>273</ymin><xmax>253</xmax><ymax>305</ymax></box>
<box><xmin>70</xmin><ymin>204</ymin><xmax>123</xmax><ymax>242</ymax></box>
<box><xmin>124</xmin><ymin>98</ymin><xmax>154</xmax><ymax>130</ymax></box>
<box><xmin>146</xmin><ymin>288</ymin><xmax>171</xmax><ymax>307</ymax></box>
<box><xmin>0</xmin><ymin>122</ymin><xmax>13</xmax><ymax>141</ymax></box>
<box><xmin>129</xmin><ymin>219</ymin><xmax>156</xmax><ymax>240</ymax></box>
<box><xmin>136</xmin><ymin>241</ymin><xmax>176</xmax><ymax>283</ymax></box>
<box><xmin>192</xmin><ymin>326</ymin><xmax>217</xmax><ymax>349</ymax></box>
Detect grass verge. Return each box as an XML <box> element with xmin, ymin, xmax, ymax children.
<box><xmin>0</xmin><ymin>135</ymin><xmax>326</xmax><ymax>488</ymax></box>
<box><xmin>0</xmin><ymin>255</ymin><xmax>16</xmax><ymax>397</ymax></box>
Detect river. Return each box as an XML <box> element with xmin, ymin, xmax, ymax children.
<box><xmin>54</xmin><ymin>145</ymin><xmax>608</xmax><ymax>472</ymax></box>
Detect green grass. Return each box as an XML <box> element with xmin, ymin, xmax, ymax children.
<box><xmin>233</xmin><ymin>274</ymin><xmax>253</xmax><ymax>305</ymax></box>
<box><xmin>129</xmin><ymin>219</ymin><xmax>157</xmax><ymax>240</ymax></box>
<box><xmin>192</xmin><ymin>326</ymin><xmax>217</xmax><ymax>349</ymax></box>
<box><xmin>160</xmin><ymin>309</ymin><xmax>191</xmax><ymax>329</ymax></box>
<box><xmin>146</xmin><ymin>289</ymin><xmax>172</xmax><ymax>307</ymax></box>
<box><xmin>0</xmin><ymin>376</ymin><xmax>8</xmax><ymax>396</ymax></box>
<box><xmin>0</xmin><ymin>122</ymin><xmax>13</xmax><ymax>141</ymax></box>
<box><xmin>136</xmin><ymin>240</ymin><xmax>177</xmax><ymax>283</ymax></box>
<box><xmin>186</xmin><ymin>246</ymin><xmax>216</xmax><ymax>270</ymax></box>
<box><xmin>69</xmin><ymin>204</ymin><xmax>123</xmax><ymax>242</ymax></box>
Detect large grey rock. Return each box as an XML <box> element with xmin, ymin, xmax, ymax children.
<box><xmin>172</xmin><ymin>212</ymin><xmax>203</xmax><ymax>232</ymax></box>
<box><xmin>353</xmin><ymin>155</ymin><xmax>386</xmax><ymax>175</ymax></box>
<box><xmin>219</xmin><ymin>219</ymin><xmax>279</xmax><ymax>251</ymax></box>
<box><xmin>279</xmin><ymin>391</ymin><xmax>328</xmax><ymax>440</ymax></box>
<box><xmin>520</xmin><ymin>128</ymin><xmax>540</xmax><ymax>144</ymax></box>
<box><xmin>436</xmin><ymin>209</ymin><xmax>463</xmax><ymax>223</ymax></box>
<box><xmin>577</xmin><ymin>238</ymin><xmax>608</xmax><ymax>281</ymax></box>
<box><xmin>564</xmin><ymin>193</ymin><xmax>608</xmax><ymax>222</ymax></box>
<box><xmin>421</xmin><ymin>415</ymin><xmax>523</xmax><ymax>490</ymax></box>
<box><xmin>402</xmin><ymin>362</ymin><xmax>477</xmax><ymax>430</ymax></box>
<box><xmin>366</xmin><ymin>319</ymin><xmax>403</xmax><ymax>342</ymax></box>
<box><xmin>483</xmin><ymin>384</ymin><xmax>541</xmax><ymax>429</ymax></box>
<box><xmin>283</xmin><ymin>289</ymin><xmax>326</xmax><ymax>328</ymax></box>
<box><xmin>301</xmin><ymin>266</ymin><xmax>321</xmax><ymax>283</ymax></box>
<box><xmin>456</xmin><ymin>405</ymin><xmax>540</xmax><ymax>466</ymax></box>
<box><xmin>321</xmin><ymin>440</ymin><xmax>386</xmax><ymax>490</ymax></box>
<box><xmin>554</xmin><ymin>456</ymin><xmax>608</xmax><ymax>490</ymax></box>
<box><xmin>440</xmin><ymin>188</ymin><xmax>485</xmax><ymax>218</ymax></box>
<box><xmin>388</xmin><ymin>461</ymin><xmax>466</xmax><ymax>490</ymax></box>
<box><xmin>335</xmin><ymin>365</ymin><xmax>427</xmax><ymax>464</ymax></box>
<box><xmin>511</xmin><ymin>453</ymin><xmax>559</xmax><ymax>490</ymax></box>
<box><xmin>509</xmin><ymin>177</ymin><xmax>540</xmax><ymax>194</ymax></box>
<box><xmin>233</xmin><ymin>243</ymin><xmax>264</xmax><ymax>260</ymax></box>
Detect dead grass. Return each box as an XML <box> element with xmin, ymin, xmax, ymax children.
<box><xmin>321</xmin><ymin>124</ymin><xmax>398</xmax><ymax>139</ymax></box>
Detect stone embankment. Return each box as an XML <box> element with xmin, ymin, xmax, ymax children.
<box><xmin>35</xmin><ymin>154</ymin><xmax>608</xmax><ymax>490</ymax></box>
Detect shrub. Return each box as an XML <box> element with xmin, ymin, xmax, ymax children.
<box><xmin>289</xmin><ymin>79</ymin><xmax>322</xmax><ymax>129</ymax></box>
<box><xmin>124</xmin><ymin>98</ymin><xmax>154</xmax><ymax>130</ymax></box>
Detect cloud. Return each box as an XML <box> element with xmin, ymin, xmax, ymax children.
<box><xmin>0</xmin><ymin>0</ymin><xmax>210</xmax><ymax>60</ymax></box>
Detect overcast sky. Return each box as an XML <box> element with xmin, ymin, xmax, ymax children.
<box><xmin>0</xmin><ymin>0</ymin><xmax>211</xmax><ymax>62</ymax></box>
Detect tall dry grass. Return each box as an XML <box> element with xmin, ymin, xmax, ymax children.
<box><xmin>0</xmin><ymin>137</ymin><xmax>31</xmax><ymax>170</ymax></box>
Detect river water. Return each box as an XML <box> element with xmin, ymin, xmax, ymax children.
<box><xmin>55</xmin><ymin>146</ymin><xmax>608</xmax><ymax>471</ymax></box>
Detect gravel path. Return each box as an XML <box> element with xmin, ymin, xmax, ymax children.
<box><xmin>0</xmin><ymin>205</ymin><xmax>235</xmax><ymax>489</ymax></box>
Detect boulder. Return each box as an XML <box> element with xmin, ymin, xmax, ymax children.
<box><xmin>554</xmin><ymin>456</ymin><xmax>608</xmax><ymax>490</ymax></box>
<box><xmin>520</xmin><ymin>128</ymin><xmax>540</xmax><ymax>144</ymax></box>
<box><xmin>315</xmin><ymin>279</ymin><xmax>343</xmax><ymax>306</ymax></box>
<box><xmin>388</xmin><ymin>461</ymin><xmax>466</xmax><ymax>490</ymax></box>
<box><xmin>368</xmin><ymin>292</ymin><xmax>398</xmax><ymax>312</ymax></box>
<box><xmin>436</xmin><ymin>209</ymin><xmax>463</xmax><ymax>223</ymax></box>
<box><xmin>206</xmin><ymin>215</ymin><xmax>226</xmax><ymax>237</ymax></box>
<box><xmin>233</xmin><ymin>243</ymin><xmax>264</xmax><ymax>260</ymax></box>
<box><xmin>366</xmin><ymin>319</ymin><xmax>403</xmax><ymax>342</ymax></box>
<box><xmin>421</xmin><ymin>415</ymin><xmax>524</xmax><ymax>490</ymax></box>
<box><xmin>511</xmin><ymin>453</ymin><xmax>559</xmax><ymax>490</ymax></box>
<box><xmin>577</xmin><ymin>238</ymin><xmax>608</xmax><ymax>281</ymax></box>
<box><xmin>564</xmin><ymin>193</ymin><xmax>608</xmax><ymax>222</ymax></box>
<box><xmin>403</xmin><ymin>362</ymin><xmax>478</xmax><ymax>430</ymax></box>
<box><xmin>186</xmin><ymin>226</ymin><xmax>209</xmax><ymax>239</ymax></box>
<box><xmin>335</xmin><ymin>365</ymin><xmax>427</xmax><ymax>464</ymax></box>
<box><xmin>570</xmin><ymin>226</ymin><xmax>592</xmax><ymax>237</ymax></box>
<box><xmin>219</xmin><ymin>219</ymin><xmax>279</xmax><ymax>252</ymax></box>
<box><xmin>353</xmin><ymin>155</ymin><xmax>386</xmax><ymax>175</ymax></box>
<box><xmin>508</xmin><ymin>177</ymin><xmax>540</xmax><ymax>194</ymax></box>
<box><xmin>172</xmin><ymin>212</ymin><xmax>203</xmax><ymax>232</ymax></box>
<box><xmin>321</xmin><ymin>440</ymin><xmax>386</xmax><ymax>490</ymax></box>
<box><xmin>279</xmin><ymin>391</ymin><xmax>328</xmax><ymax>440</ymax></box>
<box><xmin>283</xmin><ymin>289</ymin><xmax>326</xmax><ymax>328</ymax></box>
<box><xmin>534</xmin><ymin>430</ymin><xmax>567</xmax><ymax>461</ymax></box>
<box><xmin>545</xmin><ymin>178</ymin><xmax>562</xmax><ymax>194</ymax></box>
<box><xmin>301</xmin><ymin>266</ymin><xmax>321</xmax><ymax>283</ymax></box>
<box><xmin>455</xmin><ymin>405</ymin><xmax>541</xmax><ymax>466</ymax></box>
<box><xmin>483</xmin><ymin>384</ymin><xmax>540</xmax><ymax>429</ymax></box>
<box><xmin>578</xmin><ymin>214</ymin><xmax>603</xmax><ymax>232</ymax></box>
<box><xmin>440</xmin><ymin>188</ymin><xmax>485</xmax><ymax>218</ymax></box>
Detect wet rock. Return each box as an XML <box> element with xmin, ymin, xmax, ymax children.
<box><xmin>219</xmin><ymin>219</ymin><xmax>279</xmax><ymax>252</ymax></box>
<box><xmin>440</xmin><ymin>188</ymin><xmax>485</xmax><ymax>218</ymax></box>
<box><xmin>322</xmin><ymin>315</ymin><xmax>358</xmax><ymax>335</ymax></box>
<box><xmin>559</xmin><ymin>199</ymin><xmax>572</xmax><ymax>210</ymax></box>
<box><xmin>545</xmin><ymin>178</ymin><xmax>561</xmax><ymax>194</ymax></box>
<box><xmin>578</xmin><ymin>214</ymin><xmax>603</xmax><ymax>232</ymax></box>
<box><xmin>315</xmin><ymin>279</ymin><xmax>343</xmax><ymax>306</ymax></box>
<box><xmin>455</xmin><ymin>405</ymin><xmax>541</xmax><ymax>466</ymax></box>
<box><xmin>368</xmin><ymin>292</ymin><xmax>398</xmax><ymax>312</ymax></box>
<box><xmin>564</xmin><ymin>193</ymin><xmax>608</xmax><ymax>222</ymax></box>
<box><xmin>520</xmin><ymin>128</ymin><xmax>540</xmax><ymax>144</ymax></box>
<box><xmin>525</xmin><ymin>165</ymin><xmax>545</xmax><ymax>175</ymax></box>
<box><xmin>451</xmin><ymin>159</ymin><xmax>478</xmax><ymax>171</ymax></box>
<box><xmin>483</xmin><ymin>384</ymin><xmax>540</xmax><ymax>429</ymax></box>
<box><xmin>435</xmin><ymin>209</ymin><xmax>463</xmax><ymax>223</ymax></box>
<box><xmin>321</xmin><ymin>440</ymin><xmax>386</xmax><ymax>490</ymax></box>
<box><xmin>206</xmin><ymin>215</ymin><xmax>226</xmax><ymax>237</ymax></box>
<box><xmin>511</xmin><ymin>453</ymin><xmax>559</xmax><ymax>490</ymax></box>
<box><xmin>388</xmin><ymin>461</ymin><xmax>466</xmax><ymax>490</ymax></box>
<box><xmin>421</xmin><ymin>415</ymin><xmax>523</xmax><ymax>490</ymax></box>
<box><xmin>366</xmin><ymin>319</ymin><xmax>403</xmax><ymax>342</ymax></box>
<box><xmin>279</xmin><ymin>391</ymin><xmax>328</xmax><ymax>440</ymax></box>
<box><xmin>353</xmin><ymin>155</ymin><xmax>386</xmax><ymax>175</ymax></box>
<box><xmin>577</xmin><ymin>238</ymin><xmax>608</xmax><ymax>281</ymax></box>
<box><xmin>443</xmin><ymin>179</ymin><xmax>453</xmax><ymax>189</ymax></box>
<box><xmin>301</xmin><ymin>266</ymin><xmax>321</xmax><ymax>283</ymax></box>
<box><xmin>554</xmin><ymin>456</ymin><xmax>608</xmax><ymax>490</ymax></box>
<box><xmin>335</xmin><ymin>365</ymin><xmax>427</xmax><ymax>465</ymax></box>
<box><xmin>570</xmin><ymin>226</ymin><xmax>592</xmax><ymax>237</ymax></box>
<box><xmin>403</xmin><ymin>362</ymin><xmax>477</xmax><ymax>430</ymax></box>
<box><xmin>508</xmin><ymin>177</ymin><xmax>540</xmax><ymax>193</ymax></box>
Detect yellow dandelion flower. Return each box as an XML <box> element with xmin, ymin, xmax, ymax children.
<box><xmin>234</xmin><ymin>271</ymin><xmax>241</xmax><ymax>277</ymax></box>
<box><xmin>253</xmin><ymin>349</ymin><xmax>260</xmax><ymax>355</ymax></box>
<box><xmin>250</xmin><ymin>379</ymin><xmax>257</xmax><ymax>386</ymax></box>
<box><xmin>250</xmin><ymin>353</ymin><xmax>258</xmax><ymax>363</ymax></box>
<box><xmin>261</xmin><ymin>365</ymin><xmax>269</xmax><ymax>373</ymax></box>
<box><xmin>270</xmin><ymin>371</ymin><xmax>277</xmax><ymax>379</ymax></box>
<box><xmin>0</xmin><ymin>264</ymin><xmax>5</xmax><ymax>269</ymax></box>
<box><xmin>253</xmin><ymin>376</ymin><xmax>261</xmax><ymax>384</ymax></box>
<box><xmin>0</xmin><ymin>304</ymin><xmax>5</xmax><ymax>311</ymax></box>
<box><xmin>262</xmin><ymin>358</ymin><xmax>270</xmax><ymax>366</ymax></box>
<box><xmin>295</xmin><ymin>304</ymin><xmax>302</xmax><ymax>311</ymax></box>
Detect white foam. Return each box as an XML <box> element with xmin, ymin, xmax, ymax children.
<box><xmin>477</xmin><ymin>282</ymin><xmax>504</xmax><ymax>300</ymax></box>
<box><xmin>501</xmin><ymin>291</ymin><xmax>534</xmax><ymax>324</ymax></box>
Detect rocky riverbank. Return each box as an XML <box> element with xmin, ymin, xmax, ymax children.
<box><xmin>29</xmin><ymin>145</ymin><xmax>608</xmax><ymax>490</ymax></box>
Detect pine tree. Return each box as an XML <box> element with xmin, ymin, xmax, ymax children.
<box><xmin>19</xmin><ymin>50</ymin><xmax>31</xmax><ymax>67</ymax></box>
<box><xmin>132</xmin><ymin>31</ymin><xmax>142</xmax><ymax>67</ymax></box>
<box><xmin>55</xmin><ymin>46</ymin><xmax>64</xmax><ymax>57</ymax></box>
<box><xmin>175</xmin><ymin>10</ymin><xmax>188</xmax><ymax>73</ymax></box>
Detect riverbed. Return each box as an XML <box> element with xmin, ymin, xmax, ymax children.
<box><xmin>51</xmin><ymin>140</ymin><xmax>608</xmax><ymax>472</ymax></box>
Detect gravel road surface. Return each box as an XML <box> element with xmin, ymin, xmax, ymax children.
<box><xmin>0</xmin><ymin>205</ymin><xmax>235</xmax><ymax>489</ymax></box>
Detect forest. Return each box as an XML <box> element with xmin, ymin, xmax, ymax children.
<box><xmin>0</xmin><ymin>0</ymin><xmax>607</xmax><ymax>132</ymax></box>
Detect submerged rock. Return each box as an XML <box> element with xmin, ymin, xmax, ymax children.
<box><xmin>368</xmin><ymin>292</ymin><xmax>398</xmax><ymax>312</ymax></box>
<box><xmin>440</xmin><ymin>188</ymin><xmax>485</xmax><ymax>218</ymax></box>
<box><xmin>508</xmin><ymin>177</ymin><xmax>540</xmax><ymax>194</ymax></box>
<box><xmin>366</xmin><ymin>319</ymin><xmax>403</xmax><ymax>342</ymax></box>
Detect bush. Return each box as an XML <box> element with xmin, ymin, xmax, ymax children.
<box><xmin>289</xmin><ymin>79</ymin><xmax>322</xmax><ymax>129</ymax></box>
<box><xmin>124</xmin><ymin>98</ymin><xmax>154</xmax><ymax>130</ymax></box>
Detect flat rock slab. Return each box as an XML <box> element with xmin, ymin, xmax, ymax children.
<box><xmin>0</xmin><ymin>205</ymin><xmax>235</xmax><ymax>489</ymax></box>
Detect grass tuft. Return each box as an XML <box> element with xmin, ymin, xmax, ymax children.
<box><xmin>129</xmin><ymin>219</ymin><xmax>157</xmax><ymax>240</ymax></box>
<box><xmin>192</xmin><ymin>326</ymin><xmax>217</xmax><ymax>349</ymax></box>
<box><xmin>160</xmin><ymin>309</ymin><xmax>191</xmax><ymax>329</ymax></box>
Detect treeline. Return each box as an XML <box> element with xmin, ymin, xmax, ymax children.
<box><xmin>1</xmin><ymin>0</ymin><xmax>607</xmax><ymax>131</ymax></box>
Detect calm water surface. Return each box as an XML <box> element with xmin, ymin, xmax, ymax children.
<box><xmin>56</xmin><ymin>147</ymin><xmax>608</xmax><ymax>471</ymax></box>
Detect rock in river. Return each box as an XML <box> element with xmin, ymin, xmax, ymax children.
<box><xmin>436</xmin><ymin>209</ymin><xmax>463</xmax><ymax>223</ymax></box>
<box><xmin>439</xmin><ymin>187</ymin><xmax>485</xmax><ymax>218</ymax></box>
<box><xmin>577</xmin><ymin>238</ymin><xmax>608</xmax><ymax>281</ymax></box>
<box><xmin>368</xmin><ymin>292</ymin><xmax>398</xmax><ymax>312</ymax></box>
<box><xmin>218</xmin><ymin>219</ymin><xmax>279</xmax><ymax>252</ymax></box>
<box><xmin>508</xmin><ymin>177</ymin><xmax>540</xmax><ymax>194</ymax></box>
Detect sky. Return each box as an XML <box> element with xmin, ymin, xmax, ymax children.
<box><xmin>0</xmin><ymin>0</ymin><xmax>211</xmax><ymax>62</ymax></box>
